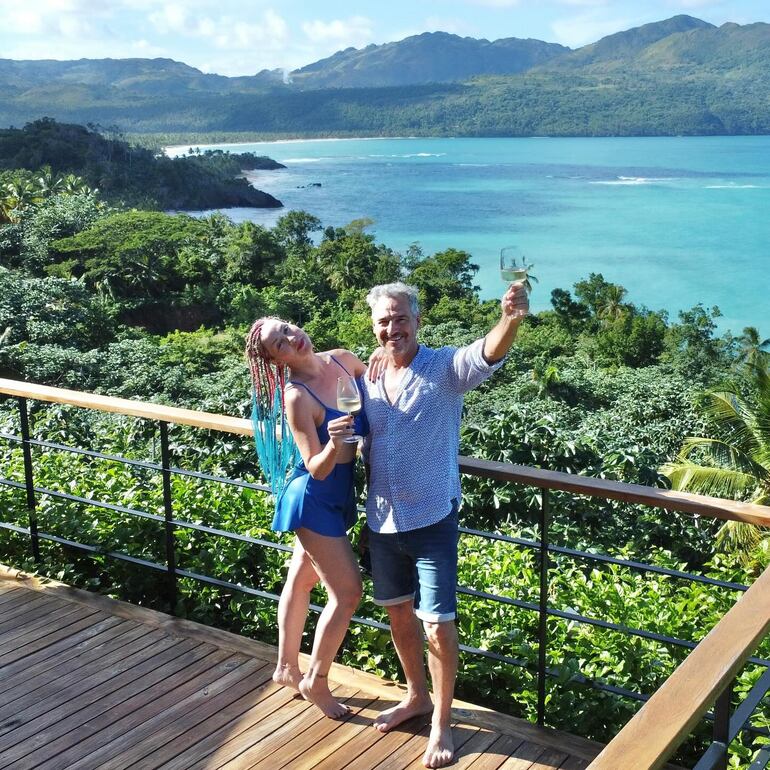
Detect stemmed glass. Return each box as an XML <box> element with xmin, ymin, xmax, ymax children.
<box><xmin>336</xmin><ymin>375</ymin><xmax>362</xmax><ymax>444</ymax></box>
<box><xmin>500</xmin><ymin>246</ymin><xmax>536</xmax><ymax>318</ymax></box>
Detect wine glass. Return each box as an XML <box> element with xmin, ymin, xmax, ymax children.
<box><xmin>500</xmin><ymin>246</ymin><xmax>536</xmax><ymax>318</ymax></box>
<box><xmin>336</xmin><ymin>375</ymin><xmax>362</xmax><ymax>444</ymax></box>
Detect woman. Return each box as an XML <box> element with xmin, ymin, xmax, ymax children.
<box><xmin>246</xmin><ymin>316</ymin><xmax>368</xmax><ymax>719</ymax></box>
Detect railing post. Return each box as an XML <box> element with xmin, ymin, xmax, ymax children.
<box><xmin>18</xmin><ymin>397</ymin><xmax>40</xmax><ymax>563</ymax></box>
<box><xmin>159</xmin><ymin>421</ymin><xmax>177</xmax><ymax>614</ymax></box>
<box><xmin>713</xmin><ymin>681</ymin><xmax>733</xmax><ymax>770</ymax></box>
<box><xmin>537</xmin><ymin>487</ymin><xmax>550</xmax><ymax>726</ymax></box>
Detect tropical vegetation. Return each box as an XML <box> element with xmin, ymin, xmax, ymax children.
<box><xmin>0</xmin><ymin>124</ymin><xmax>769</xmax><ymax>766</ymax></box>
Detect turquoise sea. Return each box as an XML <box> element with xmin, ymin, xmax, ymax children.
<box><xmin>168</xmin><ymin>136</ymin><xmax>770</xmax><ymax>335</ymax></box>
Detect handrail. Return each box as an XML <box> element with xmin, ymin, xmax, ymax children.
<box><xmin>587</xmin><ymin>562</ymin><xmax>770</xmax><ymax>770</ymax></box>
<box><xmin>3</xmin><ymin>377</ymin><xmax>770</xmax><ymax>527</ymax></box>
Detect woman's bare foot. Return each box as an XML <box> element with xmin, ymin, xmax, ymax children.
<box><xmin>272</xmin><ymin>663</ymin><xmax>303</xmax><ymax>691</ymax></box>
<box><xmin>423</xmin><ymin>723</ymin><xmax>454</xmax><ymax>768</ymax></box>
<box><xmin>299</xmin><ymin>674</ymin><xmax>350</xmax><ymax>719</ymax></box>
<box><xmin>373</xmin><ymin>695</ymin><xmax>433</xmax><ymax>733</ymax></box>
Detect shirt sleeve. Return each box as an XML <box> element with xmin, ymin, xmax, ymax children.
<box><xmin>449</xmin><ymin>338</ymin><xmax>506</xmax><ymax>393</ymax></box>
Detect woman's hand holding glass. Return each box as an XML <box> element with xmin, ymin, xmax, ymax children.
<box><xmin>327</xmin><ymin>413</ymin><xmax>357</xmax><ymax>450</ymax></box>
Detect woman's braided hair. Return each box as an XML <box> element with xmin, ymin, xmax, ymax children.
<box><xmin>245</xmin><ymin>316</ymin><xmax>297</xmax><ymax>499</ymax></box>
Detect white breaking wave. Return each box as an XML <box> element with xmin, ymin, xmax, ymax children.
<box><xmin>705</xmin><ymin>184</ymin><xmax>761</xmax><ymax>189</ymax></box>
<box><xmin>283</xmin><ymin>157</ymin><xmax>324</xmax><ymax>163</ymax></box>
<box><xmin>590</xmin><ymin>176</ymin><xmax>677</xmax><ymax>185</ymax></box>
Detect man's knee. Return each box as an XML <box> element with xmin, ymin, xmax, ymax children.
<box><xmin>423</xmin><ymin>619</ymin><xmax>457</xmax><ymax>650</ymax></box>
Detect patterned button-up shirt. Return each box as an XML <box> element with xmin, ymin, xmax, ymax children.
<box><xmin>361</xmin><ymin>338</ymin><xmax>504</xmax><ymax>533</ymax></box>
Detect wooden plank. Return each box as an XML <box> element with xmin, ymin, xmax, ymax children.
<box><xmin>560</xmin><ymin>757</ymin><xmax>590</xmax><ymax>770</ymax></box>
<box><xmin>529</xmin><ymin>748</ymin><xmax>570</xmax><ymax>770</ymax></box>
<box><xmin>0</xmin><ymin>566</ymin><xmax>278</xmax><ymax>665</ymax></box>
<box><xmin>218</xmin><ymin>686</ymin><xmax>361</xmax><ymax>770</ymax></box>
<box><xmin>342</xmin><ymin>720</ymin><xmax>433</xmax><ymax>770</ymax></box>
<box><xmin>336</xmin><ymin>715</ymin><xmax>438</xmax><ymax>770</ymax></box>
<box><xmin>247</xmin><ymin>690</ymin><xmax>376</xmax><ymax>769</ymax></box>
<box><xmin>0</xmin><ymin>604</ymin><xmax>99</xmax><ymax>659</ymax></box>
<box><xmin>270</xmin><ymin>694</ymin><xmax>388</xmax><ymax>770</ymax></box>
<box><xmin>449</xmin><ymin>728</ymin><xmax>503</xmax><ymax>770</ymax></box>
<box><xmin>499</xmin><ymin>741</ymin><xmax>548</xmax><ymax>770</ymax></box>
<box><xmin>72</xmin><ymin>659</ymin><xmax>274</xmax><ymax>770</ymax></box>
<box><xmin>0</xmin><ymin>616</ymin><xmax>131</xmax><ymax>689</ymax></box>
<box><xmin>464</xmin><ymin>734</ymin><xmax>527</xmax><ymax>770</ymax></box>
<box><xmin>22</xmin><ymin>649</ymin><xmax>244</xmax><ymax>770</ymax></box>
<box><xmin>0</xmin><ymin>629</ymin><xmax>176</xmax><ymax>737</ymax></box>
<box><xmin>0</xmin><ymin>593</ymin><xmax>58</xmax><ymax>627</ymax></box>
<box><xmin>1</xmin><ymin>621</ymin><xmax>152</xmax><ymax>704</ymax></box>
<box><xmin>0</xmin><ymin>641</ymin><xmax>217</xmax><ymax>768</ymax></box>
<box><xmin>588</xmin><ymin>563</ymin><xmax>770</xmax><ymax>770</ymax></box>
<box><xmin>0</xmin><ymin>587</ymin><xmax>25</xmax><ymax>604</ymax></box>
<box><xmin>0</xmin><ymin>609</ymin><xmax>118</xmax><ymax>667</ymax></box>
<box><xmin>153</xmin><ymin>682</ymin><xmax>298</xmax><ymax>770</ymax></box>
<box><xmin>189</xmin><ymin>684</ymin><xmax>347</xmax><ymax>770</ymax></box>
<box><xmin>398</xmin><ymin>724</ymin><xmax>488</xmax><ymax>770</ymax></box>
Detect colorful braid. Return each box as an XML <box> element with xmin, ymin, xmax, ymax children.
<box><xmin>245</xmin><ymin>317</ymin><xmax>299</xmax><ymax>501</ymax></box>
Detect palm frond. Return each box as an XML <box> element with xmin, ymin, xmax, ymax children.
<box><xmin>704</xmin><ymin>391</ymin><xmax>761</xmax><ymax>455</ymax></box>
<box><xmin>661</xmin><ymin>459</ymin><xmax>758</xmax><ymax>500</ymax></box>
<box><xmin>674</xmin><ymin>437</ymin><xmax>768</xmax><ymax>481</ymax></box>
<box><xmin>715</xmin><ymin>520</ymin><xmax>763</xmax><ymax>554</ymax></box>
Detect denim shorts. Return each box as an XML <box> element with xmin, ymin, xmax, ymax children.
<box><xmin>368</xmin><ymin>503</ymin><xmax>459</xmax><ymax>623</ymax></box>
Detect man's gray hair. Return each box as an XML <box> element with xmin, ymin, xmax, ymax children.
<box><xmin>365</xmin><ymin>282</ymin><xmax>420</xmax><ymax>316</ymax></box>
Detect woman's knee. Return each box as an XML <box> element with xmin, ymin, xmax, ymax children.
<box><xmin>332</xmin><ymin>575</ymin><xmax>363</xmax><ymax>613</ymax></box>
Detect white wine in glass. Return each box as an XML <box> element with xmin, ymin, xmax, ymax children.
<box><xmin>500</xmin><ymin>246</ymin><xmax>533</xmax><ymax>287</ymax></box>
<box><xmin>336</xmin><ymin>376</ymin><xmax>362</xmax><ymax>444</ymax></box>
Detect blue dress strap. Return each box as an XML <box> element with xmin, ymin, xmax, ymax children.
<box><xmin>287</xmin><ymin>381</ymin><xmax>328</xmax><ymax>409</ymax></box>
<box><xmin>330</xmin><ymin>354</ymin><xmax>352</xmax><ymax>376</ymax></box>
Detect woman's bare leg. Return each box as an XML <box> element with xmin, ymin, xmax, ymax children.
<box><xmin>273</xmin><ymin>539</ymin><xmax>319</xmax><ymax>690</ymax></box>
<box><xmin>296</xmin><ymin>527</ymin><xmax>362</xmax><ymax>718</ymax></box>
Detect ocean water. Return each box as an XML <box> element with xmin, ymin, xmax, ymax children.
<box><xmin>168</xmin><ymin>136</ymin><xmax>770</xmax><ymax>335</ymax></box>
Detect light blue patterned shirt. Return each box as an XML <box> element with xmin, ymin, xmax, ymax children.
<box><xmin>362</xmin><ymin>338</ymin><xmax>504</xmax><ymax>533</ymax></box>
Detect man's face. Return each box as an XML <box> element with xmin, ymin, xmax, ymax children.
<box><xmin>371</xmin><ymin>294</ymin><xmax>420</xmax><ymax>362</ymax></box>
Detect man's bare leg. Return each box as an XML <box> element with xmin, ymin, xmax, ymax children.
<box><xmin>373</xmin><ymin>600</ymin><xmax>434</xmax><ymax>732</ymax></box>
<box><xmin>422</xmin><ymin>619</ymin><xmax>458</xmax><ymax>768</ymax></box>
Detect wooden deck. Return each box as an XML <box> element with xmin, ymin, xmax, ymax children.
<box><xmin>0</xmin><ymin>566</ymin><xmax>604</xmax><ymax>770</ymax></box>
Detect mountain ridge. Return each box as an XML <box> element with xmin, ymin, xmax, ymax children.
<box><xmin>1</xmin><ymin>16</ymin><xmax>769</xmax><ymax>137</ymax></box>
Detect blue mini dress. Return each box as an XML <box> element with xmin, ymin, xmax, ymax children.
<box><xmin>271</xmin><ymin>359</ymin><xmax>369</xmax><ymax>538</ymax></box>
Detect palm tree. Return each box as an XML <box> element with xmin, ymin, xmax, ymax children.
<box><xmin>597</xmin><ymin>284</ymin><xmax>628</xmax><ymax>322</ymax></box>
<box><xmin>661</xmin><ymin>361</ymin><xmax>770</xmax><ymax>562</ymax></box>
<box><xmin>737</xmin><ymin>326</ymin><xmax>770</xmax><ymax>368</ymax></box>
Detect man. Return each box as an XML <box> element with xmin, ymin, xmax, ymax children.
<box><xmin>361</xmin><ymin>280</ymin><xmax>527</xmax><ymax>768</ymax></box>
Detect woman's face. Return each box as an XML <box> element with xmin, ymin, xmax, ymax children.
<box><xmin>259</xmin><ymin>319</ymin><xmax>312</xmax><ymax>365</ymax></box>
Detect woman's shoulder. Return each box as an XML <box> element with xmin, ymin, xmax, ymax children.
<box><xmin>326</xmin><ymin>348</ymin><xmax>364</xmax><ymax>373</ymax></box>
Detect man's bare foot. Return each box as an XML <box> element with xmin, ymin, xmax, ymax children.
<box><xmin>272</xmin><ymin>663</ymin><xmax>303</xmax><ymax>691</ymax></box>
<box><xmin>423</xmin><ymin>723</ymin><xmax>454</xmax><ymax>768</ymax></box>
<box><xmin>299</xmin><ymin>675</ymin><xmax>350</xmax><ymax>719</ymax></box>
<box><xmin>373</xmin><ymin>696</ymin><xmax>433</xmax><ymax>733</ymax></box>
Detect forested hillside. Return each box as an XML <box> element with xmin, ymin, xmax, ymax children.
<box><xmin>0</xmin><ymin>120</ymin><xmax>283</xmax><ymax>209</ymax></box>
<box><xmin>1</xmin><ymin>16</ymin><xmax>769</xmax><ymax>136</ymax></box>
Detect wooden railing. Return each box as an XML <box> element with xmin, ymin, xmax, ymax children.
<box><xmin>2</xmin><ymin>376</ymin><xmax>770</xmax><ymax>769</ymax></box>
<box><xmin>589</xmin><ymin>563</ymin><xmax>770</xmax><ymax>769</ymax></box>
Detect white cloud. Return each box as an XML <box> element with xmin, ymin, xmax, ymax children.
<box><xmin>302</xmin><ymin>16</ymin><xmax>373</xmax><ymax>47</ymax></box>
<box><xmin>147</xmin><ymin>6</ymin><xmax>287</xmax><ymax>51</ymax></box>
<box><xmin>551</xmin><ymin>12</ymin><xmax>636</xmax><ymax>47</ymax></box>
<box><xmin>465</xmin><ymin>0</ymin><xmax>521</xmax><ymax>7</ymax></box>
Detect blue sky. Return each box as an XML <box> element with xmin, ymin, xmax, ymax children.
<box><xmin>0</xmin><ymin>0</ymin><xmax>767</xmax><ymax>76</ymax></box>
